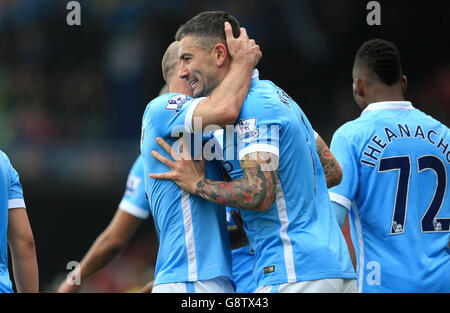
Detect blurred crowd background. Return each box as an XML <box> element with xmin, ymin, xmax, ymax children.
<box><xmin>0</xmin><ymin>0</ymin><xmax>448</xmax><ymax>292</ymax></box>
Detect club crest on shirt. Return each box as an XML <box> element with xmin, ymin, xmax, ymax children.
<box><xmin>237</xmin><ymin>118</ymin><xmax>259</xmax><ymax>143</ymax></box>
<box><xmin>166</xmin><ymin>94</ymin><xmax>191</xmax><ymax>114</ymax></box>
<box><xmin>125</xmin><ymin>175</ymin><xmax>141</xmax><ymax>196</ymax></box>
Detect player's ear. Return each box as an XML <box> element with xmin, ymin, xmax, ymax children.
<box><xmin>353</xmin><ymin>78</ymin><xmax>365</xmax><ymax>97</ymax></box>
<box><xmin>401</xmin><ymin>75</ymin><xmax>408</xmax><ymax>93</ymax></box>
<box><xmin>213</xmin><ymin>43</ymin><xmax>228</xmax><ymax>67</ymax></box>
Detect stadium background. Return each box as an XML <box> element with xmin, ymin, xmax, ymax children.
<box><xmin>0</xmin><ymin>0</ymin><xmax>448</xmax><ymax>292</ymax></box>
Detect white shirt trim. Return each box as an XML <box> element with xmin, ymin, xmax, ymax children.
<box><xmin>184</xmin><ymin>97</ymin><xmax>205</xmax><ymax>133</ymax></box>
<box><xmin>352</xmin><ymin>202</ymin><xmax>365</xmax><ymax>293</ymax></box>
<box><xmin>329</xmin><ymin>192</ymin><xmax>352</xmax><ymax>211</ymax></box>
<box><xmin>361</xmin><ymin>101</ymin><xmax>414</xmax><ymax>116</ymax></box>
<box><xmin>239</xmin><ymin>143</ymin><xmax>279</xmax><ymax>160</ymax></box>
<box><xmin>252</xmin><ymin>69</ymin><xmax>259</xmax><ymax>79</ymax></box>
<box><xmin>313</xmin><ymin>130</ymin><xmax>318</xmax><ymax>140</ymax></box>
<box><xmin>181</xmin><ymin>191</ymin><xmax>197</xmax><ymax>281</ymax></box>
<box><xmin>275</xmin><ymin>180</ymin><xmax>296</xmax><ymax>282</ymax></box>
<box><xmin>8</xmin><ymin>198</ymin><xmax>26</xmax><ymax>209</ymax></box>
<box><xmin>119</xmin><ymin>199</ymin><xmax>149</xmax><ymax>219</ymax></box>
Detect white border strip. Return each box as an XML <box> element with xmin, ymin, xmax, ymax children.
<box><xmin>181</xmin><ymin>191</ymin><xmax>197</xmax><ymax>281</ymax></box>
<box><xmin>361</xmin><ymin>101</ymin><xmax>414</xmax><ymax>115</ymax></box>
<box><xmin>8</xmin><ymin>198</ymin><xmax>26</xmax><ymax>209</ymax></box>
<box><xmin>275</xmin><ymin>180</ymin><xmax>296</xmax><ymax>282</ymax></box>
<box><xmin>353</xmin><ymin>202</ymin><xmax>365</xmax><ymax>293</ymax></box>
<box><xmin>119</xmin><ymin>199</ymin><xmax>149</xmax><ymax>219</ymax></box>
<box><xmin>329</xmin><ymin>192</ymin><xmax>352</xmax><ymax>211</ymax></box>
<box><xmin>184</xmin><ymin>97</ymin><xmax>205</xmax><ymax>133</ymax></box>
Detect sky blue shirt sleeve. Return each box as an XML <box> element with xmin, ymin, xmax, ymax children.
<box><xmin>141</xmin><ymin>93</ymin><xmax>195</xmax><ymax>136</ymax></box>
<box><xmin>119</xmin><ymin>155</ymin><xmax>150</xmax><ymax>219</ymax></box>
<box><xmin>140</xmin><ymin>93</ymin><xmax>205</xmax><ymax>171</ymax></box>
<box><xmin>145</xmin><ymin>93</ymin><xmax>205</xmax><ymax>135</ymax></box>
<box><xmin>8</xmin><ymin>161</ymin><xmax>25</xmax><ymax>209</ymax></box>
<box><xmin>235</xmin><ymin>99</ymin><xmax>280</xmax><ymax>160</ymax></box>
<box><xmin>328</xmin><ymin>128</ymin><xmax>359</xmax><ymax>210</ymax></box>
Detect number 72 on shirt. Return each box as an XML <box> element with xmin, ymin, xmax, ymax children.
<box><xmin>378</xmin><ymin>154</ymin><xmax>450</xmax><ymax>235</ymax></box>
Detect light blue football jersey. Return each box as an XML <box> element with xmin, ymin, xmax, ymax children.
<box><xmin>140</xmin><ymin>93</ymin><xmax>233</xmax><ymax>287</ymax></box>
<box><xmin>0</xmin><ymin>150</ymin><xmax>26</xmax><ymax>293</ymax></box>
<box><xmin>329</xmin><ymin>101</ymin><xmax>450</xmax><ymax>293</ymax></box>
<box><xmin>118</xmin><ymin>155</ymin><xmax>151</xmax><ymax>219</ymax></box>
<box><xmin>218</xmin><ymin>71</ymin><xmax>356</xmax><ymax>288</ymax></box>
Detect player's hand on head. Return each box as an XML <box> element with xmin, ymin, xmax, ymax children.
<box><xmin>224</xmin><ymin>22</ymin><xmax>262</xmax><ymax>67</ymax></box>
<box><xmin>149</xmin><ymin>137</ymin><xmax>206</xmax><ymax>194</ymax></box>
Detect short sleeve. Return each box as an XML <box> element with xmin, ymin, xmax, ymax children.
<box><xmin>184</xmin><ymin>97</ymin><xmax>206</xmax><ymax>133</ymax></box>
<box><xmin>141</xmin><ymin>93</ymin><xmax>199</xmax><ymax>160</ymax></box>
<box><xmin>328</xmin><ymin>129</ymin><xmax>359</xmax><ymax>211</ymax></box>
<box><xmin>236</xmin><ymin>104</ymin><xmax>280</xmax><ymax>160</ymax></box>
<box><xmin>119</xmin><ymin>156</ymin><xmax>151</xmax><ymax>219</ymax></box>
<box><xmin>145</xmin><ymin>93</ymin><xmax>197</xmax><ymax>134</ymax></box>
<box><xmin>8</xmin><ymin>165</ymin><xmax>25</xmax><ymax>209</ymax></box>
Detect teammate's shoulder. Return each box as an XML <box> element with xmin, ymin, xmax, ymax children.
<box><xmin>154</xmin><ymin>93</ymin><xmax>192</xmax><ymax>106</ymax></box>
<box><xmin>333</xmin><ymin>116</ymin><xmax>369</xmax><ymax>139</ymax></box>
<box><xmin>145</xmin><ymin>93</ymin><xmax>192</xmax><ymax>111</ymax></box>
<box><xmin>143</xmin><ymin>93</ymin><xmax>193</xmax><ymax>118</ymax></box>
<box><xmin>0</xmin><ymin>150</ymin><xmax>14</xmax><ymax>177</ymax></box>
<box><xmin>246</xmin><ymin>79</ymin><xmax>294</xmax><ymax>110</ymax></box>
<box><xmin>0</xmin><ymin>149</ymin><xmax>10</xmax><ymax>165</ymax></box>
<box><xmin>248</xmin><ymin>79</ymin><xmax>278</xmax><ymax>97</ymax></box>
<box><xmin>414</xmin><ymin>107</ymin><xmax>449</xmax><ymax>130</ymax></box>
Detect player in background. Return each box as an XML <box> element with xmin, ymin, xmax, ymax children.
<box><xmin>141</xmin><ymin>25</ymin><xmax>261</xmax><ymax>293</ymax></box>
<box><xmin>329</xmin><ymin>39</ymin><xmax>450</xmax><ymax>292</ymax></box>
<box><xmin>0</xmin><ymin>150</ymin><xmax>38</xmax><ymax>293</ymax></box>
<box><xmin>150</xmin><ymin>11</ymin><xmax>356</xmax><ymax>293</ymax></box>
<box><xmin>57</xmin><ymin>154</ymin><xmax>151</xmax><ymax>293</ymax></box>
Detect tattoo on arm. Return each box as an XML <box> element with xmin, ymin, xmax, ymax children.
<box><xmin>195</xmin><ymin>153</ymin><xmax>277</xmax><ymax>211</ymax></box>
<box><xmin>317</xmin><ymin>139</ymin><xmax>342</xmax><ymax>188</ymax></box>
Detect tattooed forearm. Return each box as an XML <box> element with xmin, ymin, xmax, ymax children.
<box><xmin>194</xmin><ymin>154</ymin><xmax>277</xmax><ymax>211</ymax></box>
<box><xmin>317</xmin><ymin>139</ymin><xmax>342</xmax><ymax>188</ymax></box>
<box><xmin>321</xmin><ymin>157</ymin><xmax>342</xmax><ymax>188</ymax></box>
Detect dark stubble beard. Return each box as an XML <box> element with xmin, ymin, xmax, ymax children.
<box><xmin>195</xmin><ymin>75</ymin><xmax>222</xmax><ymax>98</ymax></box>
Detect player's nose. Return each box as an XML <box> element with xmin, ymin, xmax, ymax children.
<box><xmin>178</xmin><ymin>62</ymin><xmax>189</xmax><ymax>80</ymax></box>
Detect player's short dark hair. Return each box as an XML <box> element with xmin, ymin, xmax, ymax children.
<box><xmin>354</xmin><ymin>39</ymin><xmax>403</xmax><ymax>85</ymax></box>
<box><xmin>175</xmin><ymin>11</ymin><xmax>241</xmax><ymax>51</ymax></box>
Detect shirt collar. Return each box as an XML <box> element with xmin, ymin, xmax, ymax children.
<box><xmin>361</xmin><ymin>101</ymin><xmax>414</xmax><ymax>116</ymax></box>
<box><xmin>250</xmin><ymin>69</ymin><xmax>260</xmax><ymax>89</ymax></box>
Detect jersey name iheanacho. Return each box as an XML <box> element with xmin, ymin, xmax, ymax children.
<box><xmin>361</xmin><ymin>123</ymin><xmax>450</xmax><ymax>167</ymax></box>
